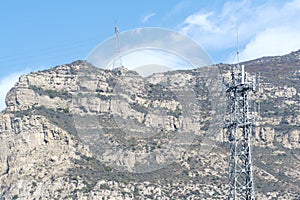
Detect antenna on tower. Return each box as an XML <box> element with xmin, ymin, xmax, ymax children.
<box><xmin>236</xmin><ymin>27</ymin><xmax>240</xmax><ymax>65</ymax></box>
<box><xmin>113</xmin><ymin>23</ymin><xmax>123</xmax><ymax>69</ymax></box>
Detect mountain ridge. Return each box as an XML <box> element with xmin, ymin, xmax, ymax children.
<box><xmin>0</xmin><ymin>50</ymin><xmax>299</xmax><ymax>199</ymax></box>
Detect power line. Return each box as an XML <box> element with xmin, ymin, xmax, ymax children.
<box><xmin>0</xmin><ymin>35</ymin><xmax>103</xmax><ymax>68</ymax></box>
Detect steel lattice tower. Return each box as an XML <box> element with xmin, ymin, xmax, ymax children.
<box><xmin>224</xmin><ymin>63</ymin><xmax>257</xmax><ymax>200</ymax></box>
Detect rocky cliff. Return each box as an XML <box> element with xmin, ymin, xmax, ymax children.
<box><xmin>0</xmin><ymin>50</ymin><xmax>299</xmax><ymax>199</ymax></box>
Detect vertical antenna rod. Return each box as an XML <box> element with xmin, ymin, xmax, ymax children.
<box><xmin>236</xmin><ymin>27</ymin><xmax>240</xmax><ymax>65</ymax></box>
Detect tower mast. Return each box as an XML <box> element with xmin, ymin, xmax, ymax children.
<box><xmin>224</xmin><ymin>31</ymin><xmax>257</xmax><ymax>200</ymax></box>
<box><xmin>113</xmin><ymin>25</ymin><xmax>122</xmax><ymax>69</ymax></box>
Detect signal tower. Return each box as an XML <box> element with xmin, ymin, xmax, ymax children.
<box><xmin>113</xmin><ymin>26</ymin><xmax>123</xmax><ymax>69</ymax></box>
<box><xmin>223</xmin><ymin>43</ymin><xmax>257</xmax><ymax>199</ymax></box>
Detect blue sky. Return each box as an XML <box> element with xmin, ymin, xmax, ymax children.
<box><xmin>1</xmin><ymin>0</ymin><xmax>300</xmax><ymax>110</ymax></box>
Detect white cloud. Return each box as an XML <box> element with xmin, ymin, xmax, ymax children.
<box><xmin>183</xmin><ymin>12</ymin><xmax>217</xmax><ymax>32</ymax></box>
<box><xmin>179</xmin><ymin>0</ymin><xmax>300</xmax><ymax>63</ymax></box>
<box><xmin>240</xmin><ymin>26</ymin><xmax>300</xmax><ymax>61</ymax></box>
<box><xmin>141</xmin><ymin>13</ymin><xmax>156</xmax><ymax>23</ymax></box>
<box><xmin>0</xmin><ymin>70</ymin><xmax>31</xmax><ymax>111</ymax></box>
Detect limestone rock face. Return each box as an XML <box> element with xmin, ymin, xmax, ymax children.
<box><xmin>0</xmin><ymin>49</ymin><xmax>300</xmax><ymax>199</ymax></box>
<box><xmin>0</xmin><ymin>112</ymin><xmax>91</xmax><ymax>199</ymax></box>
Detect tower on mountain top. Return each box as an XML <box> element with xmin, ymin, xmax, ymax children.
<box><xmin>223</xmin><ymin>28</ymin><xmax>257</xmax><ymax>199</ymax></box>
<box><xmin>113</xmin><ymin>26</ymin><xmax>123</xmax><ymax>69</ymax></box>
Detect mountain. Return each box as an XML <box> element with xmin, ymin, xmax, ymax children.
<box><xmin>0</xmin><ymin>50</ymin><xmax>299</xmax><ymax>199</ymax></box>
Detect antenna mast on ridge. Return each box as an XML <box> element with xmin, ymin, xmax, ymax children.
<box><xmin>113</xmin><ymin>25</ymin><xmax>123</xmax><ymax>69</ymax></box>
<box><xmin>224</xmin><ymin>28</ymin><xmax>257</xmax><ymax>200</ymax></box>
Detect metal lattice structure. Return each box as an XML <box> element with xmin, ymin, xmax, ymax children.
<box><xmin>224</xmin><ymin>63</ymin><xmax>257</xmax><ymax>200</ymax></box>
